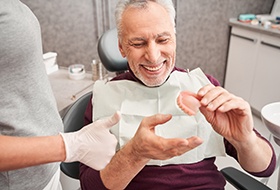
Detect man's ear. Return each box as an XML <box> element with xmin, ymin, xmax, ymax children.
<box><xmin>118</xmin><ymin>41</ymin><xmax>126</xmax><ymax>58</ymax></box>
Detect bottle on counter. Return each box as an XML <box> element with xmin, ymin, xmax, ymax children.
<box><xmin>91</xmin><ymin>59</ymin><xmax>100</xmax><ymax>81</ymax></box>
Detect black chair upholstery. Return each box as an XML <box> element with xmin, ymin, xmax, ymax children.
<box><xmin>60</xmin><ymin>91</ymin><xmax>92</xmax><ymax>179</ymax></box>
<box><xmin>97</xmin><ymin>28</ymin><xmax>128</xmax><ymax>72</ymax></box>
<box><xmin>221</xmin><ymin>167</ymin><xmax>272</xmax><ymax>190</ymax></box>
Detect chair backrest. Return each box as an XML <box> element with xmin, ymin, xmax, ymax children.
<box><xmin>60</xmin><ymin>91</ymin><xmax>92</xmax><ymax>179</ymax></box>
<box><xmin>97</xmin><ymin>28</ymin><xmax>128</xmax><ymax>72</ymax></box>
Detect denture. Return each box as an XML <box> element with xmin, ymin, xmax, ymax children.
<box><xmin>177</xmin><ymin>91</ymin><xmax>201</xmax><ymax>116</ymax></box>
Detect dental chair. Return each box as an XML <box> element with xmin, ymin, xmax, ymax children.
<box><xmin>96</xmin><ymin>28</ymin><xmax>272</xmax><ymax>190</ymax></box>
<box><xmin>60</xmin><ymin>91</ymin><xmax>92</xmax><ymax>180</ymax></box>
<box><xmin>97</xmin><ymin>27</ymin><xmax>128</xmax><ymax>73</ymax></box>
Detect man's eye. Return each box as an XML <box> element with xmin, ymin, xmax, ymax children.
<box><xmin>158</xmin><ymin>38</ymin><xmax>169</xmax><ymax>44</ymax></box>
<box><xmin>132</xmin><ymin>43</ymin><xmax>144</xmax><ymax>48</ymax></box>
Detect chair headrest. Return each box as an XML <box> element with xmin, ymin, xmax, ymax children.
<box><xmin>97</xmin><ymin>28</ymin><xmax>128</xmax><ymax>72</ymax></box>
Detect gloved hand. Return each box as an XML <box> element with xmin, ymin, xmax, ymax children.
<box><xmin>60</xmin><ymin>112</ymin><xmax>120</xmax><ymax>170</ymax></box>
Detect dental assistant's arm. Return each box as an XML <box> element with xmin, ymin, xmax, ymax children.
<box><xmin>198</xmin><ymin>84</ymin><xmax>274</xmax><ymax>173</ymax></box>
<box><xmin>0</xmin><ymin>135</ymin><xmax>65</xmax><ymax>171</ymax></box>
<box><xmin>0</xmin><ymin>112</ymin><xmax>120</xmax><ymax>172</ymax></box>
<box><xmin>100</xmin><ymin>114</ymin><xmax>203</xmax><ymax>190</ymax></box>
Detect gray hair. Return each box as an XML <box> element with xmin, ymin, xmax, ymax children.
<box><xmin>115</xmin><ymin>0</ymin><xmax>176</xmax><ymax>38</ymax></box>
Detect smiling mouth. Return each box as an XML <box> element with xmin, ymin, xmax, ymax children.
<box><xmin>142</xmin><ymin>61</ymin><xmax>166</xmax><ymax>71</ymax></box>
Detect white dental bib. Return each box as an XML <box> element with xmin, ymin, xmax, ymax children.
<box><xmin>93</xmin><ymin>68</ymin><xmax>225</xmax><ymax>166</ymax></box>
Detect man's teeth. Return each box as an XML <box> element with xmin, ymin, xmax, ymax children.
<box><xmin>143</xmin><ymin>64</ymin><xmax>163</xmax><ymax>71</ymax></box>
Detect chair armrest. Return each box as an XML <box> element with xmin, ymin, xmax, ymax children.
<box><xmin>221</xmin><ymin>167</ymin><xmax>272</xmax><ymax>190</ymax></box>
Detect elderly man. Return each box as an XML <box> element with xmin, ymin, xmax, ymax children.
<box><xmin>80</xmin><ymin>0</ymin><xmax>276</xmax><ymax>189</ymax></box>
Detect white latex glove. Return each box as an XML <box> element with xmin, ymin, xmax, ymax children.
<box><xmin>60</xmin><ymin>112</ymin><xmax>120</xmax><ymax>170</ymax></box>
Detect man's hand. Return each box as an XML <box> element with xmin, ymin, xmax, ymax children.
<box><xmin>129</xmin><ymin>114</ymin><xmax>203</xmax><ymax>161</ymax></box>
<box><xmin>100</xmin><ymin>113</ymin><xmax>203</xmax><ymax>190</ymax></box>
<box><xmin>197</xmin><ymin>84</ymin><xmax>274</xmax><ymax>173</ymax></box>
<box><xmin>197</xmin><ymin>84</ymin><xmax>254</xmax><ymax>144</ymax></box>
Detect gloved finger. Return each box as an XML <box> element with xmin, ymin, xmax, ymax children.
<box><xmin>102</xmin><ymin>111</ymin><xmax>121</xmax><ymax>129</ymax></box>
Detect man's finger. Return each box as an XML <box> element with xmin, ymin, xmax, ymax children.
<box><xmin>142</xmin><ymin>114</ymin><xmax>172</xmax><ymax>130</ymax></box>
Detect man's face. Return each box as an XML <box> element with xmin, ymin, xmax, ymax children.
<box><xmin>119</xmin><ymin>1</ymin><xmax>176</xmax><ymax>87</ymax></box>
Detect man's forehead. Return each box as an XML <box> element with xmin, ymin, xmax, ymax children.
<box><xmin>120</xmin><ymin>1</ymin><xmax>175</xmax><ymax>41</ymax></box>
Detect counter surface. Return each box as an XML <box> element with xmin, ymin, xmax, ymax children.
<box><xmin>48</xmin><ymin>68</ymin><xmax>94</xmax><ymax>114</ymax></box>
<box><xmin>229</xmin><ymin>18</ymin><xmax>280</xmax><ymax>38</ymax></box>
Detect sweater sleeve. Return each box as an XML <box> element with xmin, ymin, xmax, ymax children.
<box><xmin>79</xmin><ymin>163</ymin><xmax>108</xmax><ymax>190</ymax></box>
<box><xmin>205</xmin><ymin>74</ymin><xmax>220</xmax><ymax>87</ymax></box>
<box><xmin>84</xmin><ymin>94</ymin><xmax>93</xmax><ymax>125</ymax></box>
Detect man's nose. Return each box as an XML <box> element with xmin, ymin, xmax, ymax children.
<box><xmin>144</xmin><ymin>42</ymin><xmax>160</xmax><ymax>63</ymax></box>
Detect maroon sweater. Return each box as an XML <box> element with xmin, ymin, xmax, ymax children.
<box><xmin>80</xmin><ymin>67</ymin><xmax>276</xmax><ymax>190</ymax></box>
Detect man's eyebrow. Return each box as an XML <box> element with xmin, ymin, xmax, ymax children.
<box><xmin>129</xmin><ymin>37</ymin><xmax>146</xmax><ymax>42</ymax></box>
<box><xmin>157</xmin><ymin>32</ymin><xmax>171</xmax><ymax>37</ymax></box>
<box><xmin>128</xmin><ymin>32</ymin><xmax>171</xmax><ymax>42</ymax></box>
